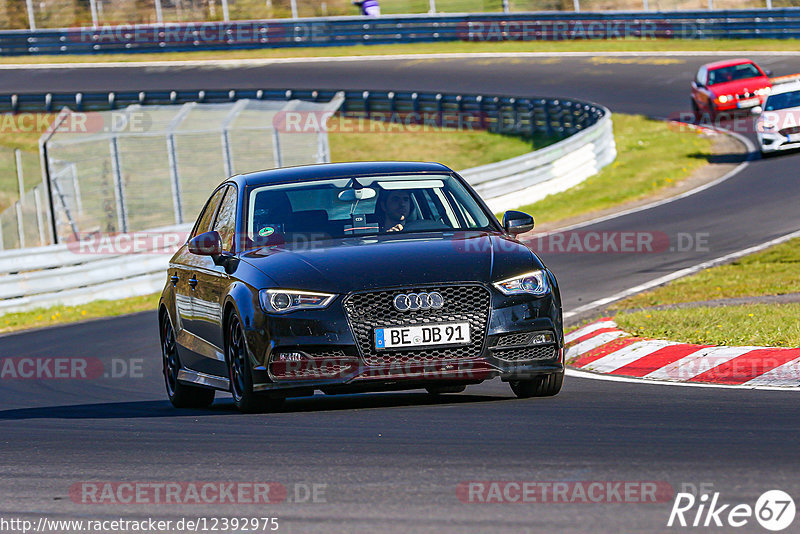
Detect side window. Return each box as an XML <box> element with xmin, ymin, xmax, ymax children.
<box><xmin>696</xmin><ymin>67</ymin><xmax>706</xmax><ymax>85</ymax></box>
<box><xmin>213</xmin><ymin>186</ymin><xmax>237</xmax><ymax>253</ymax></box>
<box><xmin>192</xmin><ymin>187</ymin><xmax>226</xmax><ymax>239</ymax></box>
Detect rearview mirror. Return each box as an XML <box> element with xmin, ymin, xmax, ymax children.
<box><xmin>503</xmin><ymin>211</ymin><xmax>534</xmax><ymax>235</ymax></box>
<box><xmin>751</xmin><ymin>106</ymin><xmax>763</xmax><ymax>115</ymax></box>
<box><xmin>338</xmin><ymin>188</ymin><xmax>377</xmax><ymax>202</ymax></box>
<box><xmin>188</xmin><ymin>230</ymin><xmax>223</xmax><ymax>256</ymax></box>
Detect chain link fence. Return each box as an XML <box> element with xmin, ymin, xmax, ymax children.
<box><xmin>0</xmin><ymin>93</ymin><xmax>343</xmax><ymax>249</ymax></box>
<box><xmin>1</xmin><ymin>0</ymin><xmax>795</xmax><ymax>29</ymax></box>
<box><xmin>0</xmin><ymin>147</ymin><xmax>47</xmax><ymax>250</ymax></box>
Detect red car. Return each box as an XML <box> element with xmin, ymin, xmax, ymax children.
<box><xmin>691</xmin><ymin>59</ymin><xmax>772</xmax><ymax>120</ymax></box>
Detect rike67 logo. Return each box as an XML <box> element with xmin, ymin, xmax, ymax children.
<box><xmin>668</xmin><ymin>489</ymin><xmax>796</xmax><ymax>531</ymax></box>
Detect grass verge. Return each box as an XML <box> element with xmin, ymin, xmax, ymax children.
<box><xmin>611</xmin><ymin>237</ymin><xmax>800</xmax><ymax>309</ymax></box>
<box><xmin>516</xmin><ymin>114</ymin><xmax>714</xmax><ymax>224</ymax></box>
<box><xmin>1</xmin><ymin>39</ymin><xmax>800</xmax><ymax>65</ymax></box>
<box><xmin>329</xmin><ymin>120</ymin><xmax>544</xmax><ymax>170</ymax></box>
<box><xmin>0</xmin><ymin>293</ymin><xmax>159</xmax><ymax>334</ymax></box>
<box><xmin>609</xmin><ymin>237</ymin><xmax>800</xmax><ymax>347</ymax></box>
<box><xmin>614</xmin><ymin>303</ymin><xmax>800</xmax><ymax>347</ymax></box>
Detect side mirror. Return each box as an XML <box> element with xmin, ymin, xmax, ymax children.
<box><xmin>502</xmin><ymin>210</ymin><xmax>534</xmax><ymax>235</ymax></box>
<box><xmin>188</xmin><ymin>230</ymin><xmax>223</xmax><ymax>256</ymax></box>
<box><xmin>751</xmin><ymin>106</ymin><xmax>763</xmax><ymax>116</ymax></box>
<box><xmin>765</xmin><ymin>69</ymin><xmax>773</xmax><ymax>77</ymax></box>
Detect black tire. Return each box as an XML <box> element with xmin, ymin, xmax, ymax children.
<box><xmin>509</xmin><ymin>371</ymin><xmax>564</xmax><ymax>399</ymax></box>
<box><xmin>425</xmin><ymin>384</ymin><xmax>467</xmax><ymax>395</ymax></box>
<box><xmin>161</xmin><ymin>313</ymin><xmax>215</xmax><ymax>409</ymax></box>
<box><xmin>226</xmin><ymin>313</ymin><xmax>284</xmax><ymax>414</ymax></box>
<box><xmin>691</xmin><ymin>99</ymin><xmax>700</xmax><ymax>122</ymax></box>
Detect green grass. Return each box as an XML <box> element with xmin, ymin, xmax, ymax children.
<box><xmin>609</xmin><ymin>237</ymin><xmax>800</xmax><ymax>348</ymax></box>
<box><xmin>615</xmin><ymin>303</ymin><xmax>800</xmax><ymax>347</ymax></box>
<box><xmin>0</xmin><ymin>293</ymin><xmax>159</xmax><ymax>334</ymax></box>
<box><xmin>2</xmin><ymin>39</ymin><xmax>800</xmax><ymax>65</ymax></box>
<box><xmin>613</xmin><ymin>237</ymin><xmax>800</xmax><ymax>309</ymax></box>
<box><xmin>516</xmin><ymin>114</ymin><xmax>714</xmax><ymax>223</ymax></box>
<box><xmin>329</xmin><ymin>118</ymin><xmax>544</xmax><ymax>170</ymax></box>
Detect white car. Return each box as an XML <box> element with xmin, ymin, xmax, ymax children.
<box><xmin>755</xmin><ymin>81</ymin><xmax>800</xmax><ymax>155</ymax></box>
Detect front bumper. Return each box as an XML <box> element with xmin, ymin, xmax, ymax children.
<box><xmin>247</xmin><ymin>284</ymin><xmax>564</xmax><ymax>394</ymax></box>
<box><xmin>758</xmin><ymin>132</ymin><xmax>800</xmax><ymax>153</ymax></box>
<box><xmin>254</xmin><ymin>346</ymin><xmax>564</xmax><ymax>394</ymax></box>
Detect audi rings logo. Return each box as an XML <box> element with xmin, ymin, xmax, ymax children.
<box><xmin>393</xmin><ymin>292</ymin><xmax>445</xmax><ymax>312</ymax></box>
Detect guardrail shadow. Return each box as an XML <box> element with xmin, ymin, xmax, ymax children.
<box><xmin>0</xmin><ymin>392</ymin><xmax>511</xmax><ymax>420</ymax></box>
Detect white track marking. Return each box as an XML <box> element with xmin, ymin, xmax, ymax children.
<box><xmin>744</xmin><ymin>356</ymin><xmax>800</xmax><ymax>387</ymax></box>
<box><xmin>544</xmin><ymin>127</ymin><xmax>754</xmax><ymax>237</ymax></box>
<box><xmin>564</xmin><ymin>330</ymin><xmax>625</xmax><ymax>361</ymax></box>
<box><xmin>566</xmin><ymin>367</ymin><xmax>800</xmax><ymax>391</ymax></box>
<box><xmin>564</xmin><ymin>228</ymin><xmax>800</xmax><ymax>320</ymax></box>
<box><xmin>643</xmin><ymin>346</ymin><xmax>755</xmax><ymax>381</ymax></box>
<box><xmin>3</xmin><ymin>50</ymin><xmax>800</xmax><ymax>70</ymax></box>
<box><xmin>582</xmin><ymin>339</ymin><xmax>678</xmax><ymax>374</ymax></box>
<box><xmin>564</xmin><ymin>320</ymin><xmax>617</xmax><ymax>344</ymax></box>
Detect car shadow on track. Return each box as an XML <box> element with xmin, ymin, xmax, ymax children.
<box><xmin>688</xmin><ymin>151</ymin><xmax>750</xmax><ymax>164</ymax></box>
<box><xmin>0</xmin><ymin>393</ymin><xmax>512</xmax><ymax>420</ymax></box>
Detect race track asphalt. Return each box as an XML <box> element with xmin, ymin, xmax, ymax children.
<box><xmin>1</xmin><ymin>53</ymin><xmax>799</xmax><ymax>533</ymax></box>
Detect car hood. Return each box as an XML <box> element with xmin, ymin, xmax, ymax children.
<box><xmin>709</xmin><ymin>77</ymin><xmax>770</xmax><ymax>97</ymax></box>
<box><xmin>240</xmin><ymin>231</ymin><xmax>542</xmax><ymax>293</ymax></box>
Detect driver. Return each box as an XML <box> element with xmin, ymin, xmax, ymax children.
<box><xmin>377</xmin><ymin>190</ymin><xmax>412</xmax><ymax>232</ymax></box>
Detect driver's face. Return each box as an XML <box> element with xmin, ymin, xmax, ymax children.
<box><xmin>384</xmin><ymin>191</ymin><xmax>411</xmax><ymax>222</ymax></box>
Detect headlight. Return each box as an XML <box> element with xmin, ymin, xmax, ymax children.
<box><xmin>716</xmin><ymin>94</ymin><xmax>731</xmax><ymax>104</ymax></box>
<box><xmin>259</xmin><ymin>289</ymin><xmax>336</xmax><ymax>313</ymax></box>
<box><xmin>755</xmin><ymin>87</ymin><xmax>771</xmax><ymax>96</ymax></box>
<box><xmin>493</xmin><ymin>270</ymin><xmax>550</xmax><ymax>297</ymax></box>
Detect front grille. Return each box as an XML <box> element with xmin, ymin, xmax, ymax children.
<box><xmin>303</xmin><ymin>349</ymin><xmax>349</xmax><ymax>359</ymax></box>
<box><xmin>269</xmin><ymin>350</ymin><xmax>358</xmax><ymax>380</ymax></box>
<box><xmin>495</xmin><ymin>332</ymin><xmax>534</xmax><ymax>348</ymax></box>
<box><xmin>779</xmin><ymin>126</ymin><xmax>800</xmax><ymax>136</ymax></box>
<box><xmin>493</xmin><ymin>345</ymin><xmax>556</xmax><ymax>362</ymax></box>
<box><xmin>343</xmin><ymin>285</ymin><xmax>491</xmax><ymax>366</ymax></box>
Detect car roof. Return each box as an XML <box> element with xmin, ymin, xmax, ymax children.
<box><xmin>768</xmin><ymin>80</ymin><xmax>800</xmax><ymax>96</ymax></box>
<box><xmin>703</xmin><ymin>58</ymin><xmax>759</xmax><ymax>70</ymax></box>
<box><xmin>228</xmin><ymin>161</ymin><xmax>455</xmax><ymax>188</ymax></box>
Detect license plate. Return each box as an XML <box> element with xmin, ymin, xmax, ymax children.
<box><xmin>737</xmin><ymin>98</ymin><xmax>759</xmax><ymax>108</ymax></box>
<box><xmin>375</xmin><ymin>322</ymin><xmax>471</xmax><ymax>350</ymax></box>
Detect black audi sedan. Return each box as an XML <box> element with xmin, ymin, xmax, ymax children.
<box><xmin>159</xmin><ymin>162</ymin><xmax>564</xmax><ymax>412</ymax></box>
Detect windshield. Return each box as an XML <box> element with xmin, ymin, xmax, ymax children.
<box><xmin>764</xmin><ymin>90</ymin><xmax>800</xmax><ymax>111</ymax></box>
<box><xmin>245</xmin><ymin>173</ymin><xmax>494</xmax><ymax>248</ymax></box>
<box><xmin>707</xmin><ymin>63</ymin><xmax>762</xmax><ymax>85</ymax></box>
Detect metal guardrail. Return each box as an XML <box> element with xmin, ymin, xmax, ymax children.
<box><xmin>2</xmin><ymin>8</ymin><xmax>800</xmax><ymax>56</ymax></box>
<box><xmin>0</xmin><ymin>227</ymin><xmax>187</xmax><ymax>314</ymax></box>
<box><xmin>0</xmin><ymin>86</ymin><xmax>614</xmax><ymax>312</ymax></box>
<box><xmin>463</xmin><ymin>112</ymin><xmax>615</xmax><ymax>212</ymax></box>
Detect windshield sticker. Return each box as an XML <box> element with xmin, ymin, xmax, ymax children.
<box><xmin>258</xmin><ymin>226</ymin><xmax>275</xmax><ymax>237</ymax></box>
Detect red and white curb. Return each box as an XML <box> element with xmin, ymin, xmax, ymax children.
<box><xmin>566</xmin><ymin>318</ymin><xmax>800</xmax><ymax>388</ymax></box>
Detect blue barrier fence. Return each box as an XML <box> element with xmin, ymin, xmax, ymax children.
<box><xmin>1</xmin><ymin>9</ymin><xmax>799</xmax><ymax>56</ymax></box>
